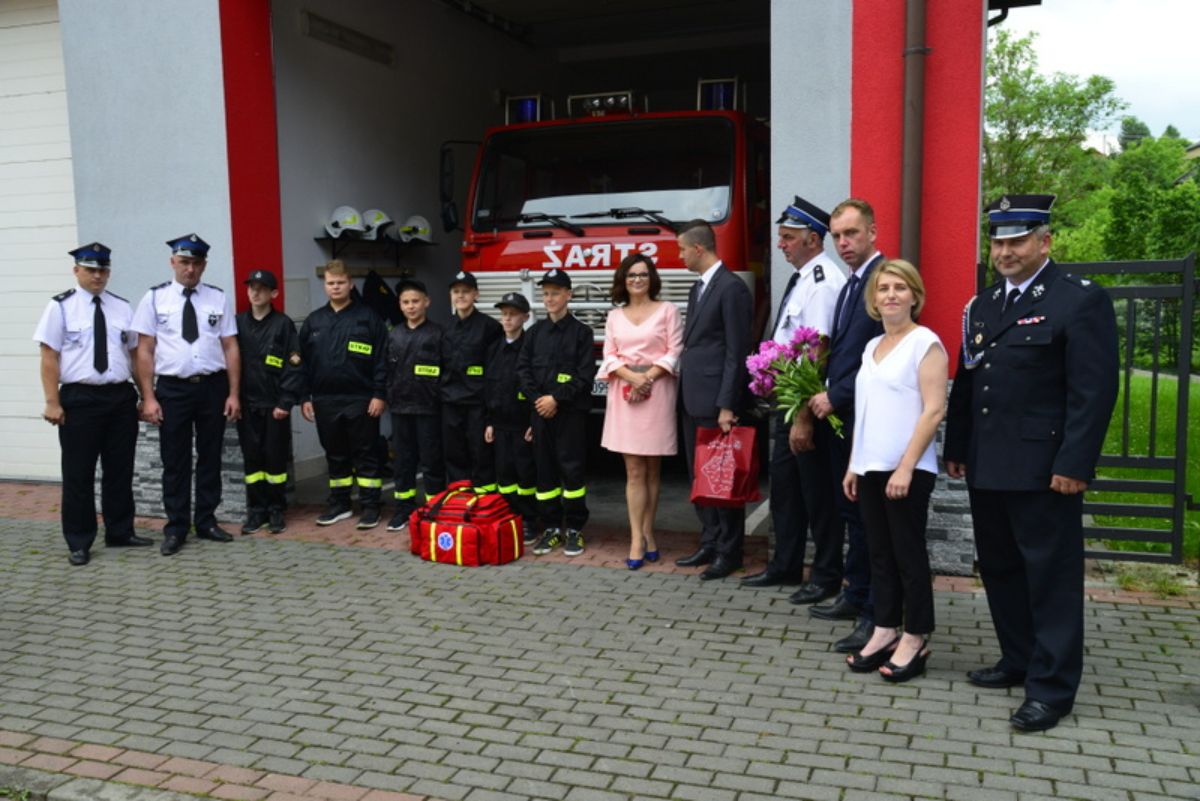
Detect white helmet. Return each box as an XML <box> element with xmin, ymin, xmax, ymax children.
<box><xmin>325</xmin><ymin>205</ymin><xmax>365</xmax><ymax>239</ymax></box>
<box><xmin>398</xmin><ymin>214</ymin><xmax>433</xmax><ymax>243</ymax></box>
<box><xmin>361</xmin><ymin>209</ymin><xmax>393</xmax><ymax>241</ymax></box>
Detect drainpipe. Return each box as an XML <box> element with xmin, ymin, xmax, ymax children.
<box><xmin>900</xmin><ymin>0</ymin><xmax>929</xmax><ymax>264</ymax></box>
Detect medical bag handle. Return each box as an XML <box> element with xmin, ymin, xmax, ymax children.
<box><xmin>420</xmin><ymin>485</ymin><xmax>480</xmax><ymax>522</ymax></box>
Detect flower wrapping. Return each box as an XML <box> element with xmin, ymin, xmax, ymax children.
<box><xmin>746</xmin><ymin>326</ymin><xmax>844</xmax><ymax>437</ymax></box>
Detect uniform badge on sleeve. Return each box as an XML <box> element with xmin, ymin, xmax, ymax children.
<box><xmin>208</xmin><ymin>312</ymin><xmax>220</xmax><ymax>327</ymax></box>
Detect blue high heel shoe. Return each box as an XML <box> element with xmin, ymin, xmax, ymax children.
<box><xmin>626</xmin><ymin>558</ymin><xmax>644</xmax><ymax>570</ymax></box>
<box><xmin>644</xmin><ymin>550</ymin><xmax>659</xmax><ymax>563</ymax></box>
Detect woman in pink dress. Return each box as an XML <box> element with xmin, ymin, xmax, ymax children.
<box><xmin>600</xmin><ymin>253</ymin><xmax>684</xmax><ymax>569</ymax></box>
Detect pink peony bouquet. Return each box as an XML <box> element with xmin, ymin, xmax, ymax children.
<box><xmin>746</xmin><ymin>326</ymin><xmax>844</xmax><ymax>437</ymax></box>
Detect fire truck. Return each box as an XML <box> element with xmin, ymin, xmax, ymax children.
<box><xmin>441</xmin><ymin>89</ymin><xmax>772</xmax><ymax>400</ymax></box>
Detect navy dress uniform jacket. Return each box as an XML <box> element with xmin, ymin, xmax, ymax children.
<box><xmin>944</xmin><ymin>261</ymin><xmax>1118</xmax><ymax>487</ymax></box>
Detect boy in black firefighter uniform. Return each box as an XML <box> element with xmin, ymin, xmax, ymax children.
<box><xmin>441</xmin><ymin>271</ymin><xmax>503</xmax><ymax>490</ymax></box>
<box><xmin>385</xmin><ymin>279</ymin><xmax>446</xmax><ymax>531</ymax></box>
<box><xmin>299</xmin><ymin>260</ymin><xmax>389</xmax><ymax>529</ymax></box>
<box><xmin>235</xmin><ymin>269</ymin><xmax>303</xmax><ymax>535</ymax></box>
<box><xmin>484</xmin><ymin>292</ymin><xmax>537</xmax><ymax>543</ymax></box>
<box><xmin>518</xmin><ymin>269</ymin><xmax>597</xmax><ymax>556</ymax></box>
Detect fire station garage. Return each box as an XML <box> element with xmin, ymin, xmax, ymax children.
<box><xmin>0</xmin><ymin>0</ymin><xmax>984</xmax><ymax>488</ymax></box>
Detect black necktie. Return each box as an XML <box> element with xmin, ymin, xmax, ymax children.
<box><xmin>92</xmin><ymin>295</ymin><xmax>108</xmax><ymax>374</ymax></box>
<box><xmin>1003</xmin><ymin>287</ymin><xmax>1021</xmax><ymax>314</ymax></box>
<box><xmin>836</xmin><ymin>274</ymin><xmax>859</xmax><ymax>333</ymax></box>
<box><xmin>774</xmin><ymin>271</ymin><xmax>800</xmax><ymax>336</ymax></box>
<box><xmin>182</xmin><ymin>287</ymin><xmax>199</xmax><ymax>343</ymax></box>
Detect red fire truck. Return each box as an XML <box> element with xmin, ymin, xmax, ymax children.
<box><xmin>443</xmin><ymin>93</ymin><xmax>772</xmax><ymax>399</ymax></box>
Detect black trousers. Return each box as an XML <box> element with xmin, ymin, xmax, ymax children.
<box><xmin>493</xmin><ymin>425</ymin><xmax>537</xmax><ymax>529</ymax></box>
<box><xmin>857</xmin><ymin>469</ymin><xmax>936</xmax><ymax>634</ymax></box>
<box><xmin>442</xmin><ymin>402</ymin><xmax>495</xmax><ymax>490</ymax></box>
<box><xmin>391</xmin><ymin>411</ymin><xmax>445</xmax><ymax>516</ymax></box>
<box><xmin>58</xmin><ymin>382</ymin><xmax>138</xmax><ymax>552</ymax></box>
<box><xmin>767</xmin><ymin>412</ymin><xmax>841</xmax><ymax>585</ymax></box>
<box><xmin>970</xmin><ymin>487</ymin><xmax>1085</xmax><ymax>713</ymax></box>
<box><xmin>157</xmin><ymin>373</ymin><xmax>228</xmax><ymax>539</ymax></box>
<box><xmin>822</xmin><ymin>417</ymin><xmax>872</xmax><ymax>618</ymax></box>
<box><xmin>236</xmin><ymin>407</ymin><xmax>292</xmax><ymax>514</ymax></box>
<box><xmin>313</xmin><ymin>398</ymin><xmax>382</xmax><ymax>508</ymax></box>
<box><xmin>531</xmin><ymin>408</ymin><xmax>588</xmax><ymax>531</ymax></box>
<box><xmin>681</xmin><ymin>413</ymin><xmax>745</xmax><ymax>562</ymax></box>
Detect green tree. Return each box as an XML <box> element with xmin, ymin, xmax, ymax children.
<box><xmin>982</xmin><ymin>30</ymin><xmax>1124</xmax><ymax>256</ymax></box>
<box><xmin>1118</xmin><ymin>115</ymin><xmax>1151</xmax><ymax>151</ymax></box>
<box><xmin>1104</xmin><ymin>136</ymin><xmax>1190</xmax><ymax>260</ymax></box>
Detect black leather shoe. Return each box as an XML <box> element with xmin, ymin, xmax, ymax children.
<box><xmin>967</xmin><ymin>665</ymin><xmax>1026</xmax><ymax>689</ymax></box>
<box><xmin>160</xmin><ymin>535</ymin><xmax>184</xmax><ymax>556</ymax></box>
<box><xmin>700</xmin><ymin>557</ymin><xmax>742</xmax><ymax>581</ymax></box>
<box><xmin>675</xmin><ymin>547</ymin><xmax>715</xmax><ymax>568</ymax></box>
<box><xmin>834</xmin><ymin>617</ymin><xmax>873</xmax><ymax>653</ymax></box>
<box><xmin>197</xmin><ymin>525</ymin><xmax>234</xmax><ymax>543</ymax></box>
<box><xmin>739</xmin><ymin>570</ymin><xmax>791</xmax><ymax>588</ymax></box>
<box><xmin>789</xmin><ymin>582</ymin><xmax>839</xmax><ymax>605</ymax></box>
<box><xmin>106</xmin><ymin>534</ymin><xmax>153</xmax><ymax>547</ymax></box>
<box><xmin>810</xmin><ymin>592</ymin><xmax>861</xmax><ymax>621</ymax></box>
<box><xmin>67</xmin><ymin>549</ymin><xmax>90</xmax><ymax>566</ymax></box>
<box><xmin>1009</xmin><ymin>699</ymin><xmax>1064</xmax><ymax>732</ymax></box>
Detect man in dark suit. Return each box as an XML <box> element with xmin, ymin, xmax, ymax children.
<box><xmin>945</xmin><ymin>194</ymin><xmax>1117</xmax><ymax>732</ymax></box>
<box><xmin>807</xmin><ymin>199</ymin><xmax>885</xmax><ymax>653</ymax></box>
<box><xmin>675</xmin><ymin>219</ymin><xmax>754</xmax><ymax>580</ymax></box>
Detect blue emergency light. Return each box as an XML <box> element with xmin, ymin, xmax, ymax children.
<box><xmin>698</xmin><ymin>78</ymin><xmax>738</xmax><ymax>111</ymax></box>
<box><xmin>506</xmin><ymin>95</ymin><xmax>541</xmax><ymax>124</ymax></box>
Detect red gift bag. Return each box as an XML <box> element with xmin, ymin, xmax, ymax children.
<box><xmin>689</xmin><ymin>426</ymin><xmax>761</xmax><ymax>508</ymax></box>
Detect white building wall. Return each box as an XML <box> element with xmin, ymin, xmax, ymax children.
<box><xmin>0</xmin><ymin>0</ymin><xmax>76</xmax><ymax>479</ymax></box>
<box><xmin>769</xmin><ymin>0</ymin><xmax>853</xmax><ymax>297</ymax></box>
<box><xmin>59</xmin><ymin>0</ymin><xmax>233</xmax><ymax>300</ymax></box>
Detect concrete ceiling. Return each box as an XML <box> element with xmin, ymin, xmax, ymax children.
<box><xmin>440</xmin><ymin>0</ymin><xmax>770</xmax><ymax>53</ymax></box>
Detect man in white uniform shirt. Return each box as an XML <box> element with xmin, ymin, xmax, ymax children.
<box><xmin>132</xmin><ymin>234</ymin><xmax>241</xmax><ymax>556</ymax></box>
<box><xmin>741</xmin><ymin>197</ymin><xmax>847</xmax><ymax>606</ymax></box>
<box><xmin>34</xmin><ymin>243</ymin><xmax>151</xmax><ymax>566</ymax></box>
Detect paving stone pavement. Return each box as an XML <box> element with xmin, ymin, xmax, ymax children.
<box><xmin>2</xmin><ymin>512</ymin><xmax>1199</xmax><ymax>801</ymax></box>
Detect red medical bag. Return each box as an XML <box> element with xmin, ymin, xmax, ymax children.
<box><xmin>409</xmin><ymin>482</ymin><xmax>523</xmax><ymax>565</ymax></box>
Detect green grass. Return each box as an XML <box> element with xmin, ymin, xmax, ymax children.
<box><xmin>1088</xmin><ymin>371</ymin><xmax>1200</xmax><ymax>564</ymax></box>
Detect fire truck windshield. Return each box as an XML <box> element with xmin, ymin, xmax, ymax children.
<box><xmin>472</xmin><ymin>117</ymin><xmax>734</xmax><ymax>231</ymax></box>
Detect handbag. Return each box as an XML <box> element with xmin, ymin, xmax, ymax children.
<box><xmin>689</xmin><ymin>425</ymin><xmax>762</xmax><ymax>508</ymax></box>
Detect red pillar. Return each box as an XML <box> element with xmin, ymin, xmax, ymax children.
<box><xmin>219</xmin><ymin>0</ymin><xmax>284</xmax><ymax>312</ymax></box>
<box><xmin>851</xmin><ymin>0</ymin><xmax>984</xmax><ymax>375</ymax></box>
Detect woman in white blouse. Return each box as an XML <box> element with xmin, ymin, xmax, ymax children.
<box><xmin>842</xmin><ymin>259</ymin><xmax>948</xmax><ymax>683</ymax></box>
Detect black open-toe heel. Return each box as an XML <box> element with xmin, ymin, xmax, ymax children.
<box><xmin>846</xmin><ymin>636</ymin><xmax>899</xmax><ymax>673</ymax></box>
<box><xmin>880</xmin><ymin>640</ymin><xmax>930</xmax><ymax>683</ymax></box>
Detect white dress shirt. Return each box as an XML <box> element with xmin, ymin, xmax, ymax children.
<box><xmin>131</xmin><ymin>280</ymin><xmax>236</xmax><ymax>378</ymax></box>
<box><xmin>33</xmin><ymin>288</ymin><xmax>137</xmax><ymax>385</ymax></box>
<box><xmin>772</xmin><ymin>252</ymin><xmax>847</xmax><ymax>344</ymax></box>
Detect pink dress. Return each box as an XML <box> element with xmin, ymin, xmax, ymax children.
<box><xmin>599</xmin><ymin>302</ymin><xmax>684</xmax><ymax>455</ymax></box>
